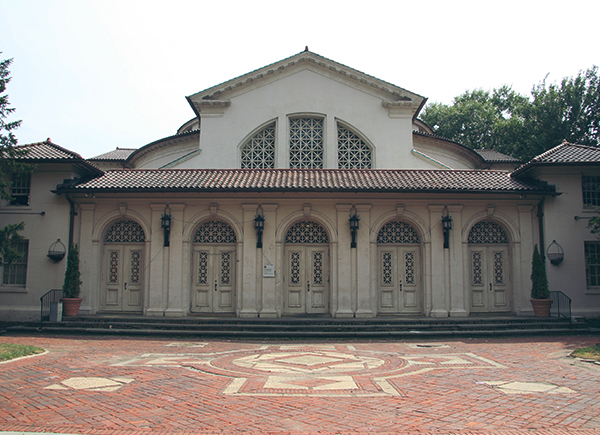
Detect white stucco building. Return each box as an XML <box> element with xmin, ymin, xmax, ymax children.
<box><xmin>2</xmin><ymin>50</ymin><xmax>599</xmax><ymax>321</ymax></box>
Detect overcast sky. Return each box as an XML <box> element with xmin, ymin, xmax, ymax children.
<box><xmin>1</xmin><ymin>0</ymin><xmax>599</xmax><ymax>158</ymax></box>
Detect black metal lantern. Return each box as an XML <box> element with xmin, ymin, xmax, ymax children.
<box><xmin>47</xmin><ymin>239</ymin><xmax>66</xmax><ymax>262</ymax></box>
<box><xmin>349</xmin><ymin>214</ymin><xmax>360</xmax><ymax>248</ymax></box>
<box><xmin>161</xmin><ymin>214</ymin><xmax>172</xmax><ymax>247</ymax></box>
<box><xmin>547</xmin><ymin>240</ymin><xmax>564</xmax><ymax>265</ymax></box>
<box><xmin>441</xmin><ymin>215</ymin><xmax>453</xmax><ymax>249</ymax></box>
<box><xmin>254</xmin><ymin>214</ymin><xmax>265</xmax><ymax>248</ymax></box>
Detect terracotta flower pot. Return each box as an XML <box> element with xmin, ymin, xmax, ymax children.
<box><xmin>530</xmin><ymin>298</ymin><xmax>552</xmax><ymax>317</ymax></box>
<box><xmin>60</xmin><ymin>297</ymin><xmax>82</xmax><ymax>317</ymax></box>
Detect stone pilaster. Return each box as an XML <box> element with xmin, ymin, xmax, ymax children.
<box><xmin>240</xmin><ymin>204</ymin><xmax>259</xmax><ymax>317</ymax></box>
<box><xmin>428</xmin><ymin>205</ymin><xmax>448</xmax><ymax>317</ymax></box>
<box><xmin>355</xmin><ymin>204</ymin><xmax>373</xmax><ymax>317</ymax></box>
<box><xmin>165</xmin><ymin>204</ymin><xmax>185</xmax><ymax>317</ymax></box>
<box><xmin>260</xmin><ymin>204</ymin><xmax>278</xmax><ymax>318</ymax></box>
<box><xmin>335</xmin><ymin>204</ymin><xmax>354</xmax><ymax>317</ymax></box>
<box><xmin>448</xmin><ymin>205</ymin><xmax>467</xmax><ymax>317</ymax></box>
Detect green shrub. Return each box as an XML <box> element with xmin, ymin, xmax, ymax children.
<box><xmin>62</xmin><ymin>244</ymin><xmax>82</xmax><ymax>298</ymax></box>
<box><xmin>531</xmin><ymin>244</ymin><xmax>550</xmax><ymax>299</ymax></box>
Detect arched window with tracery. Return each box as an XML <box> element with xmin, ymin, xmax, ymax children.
<box><xmin>337</xmin><ymin>124</ymin><xmax>372</xmax><ymax>169</ymax></box>
<box><xmin>377</xmin><ymin>221</ymin><xmax>420</xmax><ymax>244</ymax></box>
<box><xmin>285</xmin><ymin>220</ymin><xmax>329</xmax><ymax>244</ymax></box>
<box><xmin>468</xmin><ymin>221</ymin><xmax>508</xmax><ymax>244</ymax></box>
<box><xmin>104</xmin><ymin>220</ymin><xmax>146</xmax><ymax>243</ymax></box>
<box><xmin>194</xmin><ymin>220</ymin><xmax>237</xmax><ymax>244</ymax></box>
<box><xmin>241</xmin><ymin>122</ymin><xmax>275</xmax><ymax>168</ymax></box>
<box><xmin>289</xmin><ymin>117</ymin><xmax>324</xmax><ymax>169</ymax></box>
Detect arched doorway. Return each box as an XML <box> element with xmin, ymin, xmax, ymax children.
<box><xmin>101</xmin><ymin>219</ymin><xmax>145</xmax><ymax>312</ymax></box>
<box><xmin>283</xmin><ymin>220</ymin><xmax>330</xmax><ymax>315</ymax></box>
<box><xmin>191</xmin><ymin>220</ymin><xmax>237</xmax><ymax>314</ymax></box>
<box><xmin>468</xmin><ymin>221</ymin><xmax>511</xmax><ymax>312</ymax></box>
<box><xmin>376</xmin><ymin>220</ymin><xmax>422</xmax><ymax>314</ymax></box>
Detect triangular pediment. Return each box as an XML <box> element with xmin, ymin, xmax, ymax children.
<box><xmin>186</xmin><ymin>50</ymin><xmax>427</xmax><ymax>119</ymax></box>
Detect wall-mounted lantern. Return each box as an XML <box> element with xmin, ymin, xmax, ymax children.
<box><xmin>349</xmin><ymin>214</ymin><xmax>360</xmax><ymax>248</ymax></box>
<box><xmin>254</xmin><ymin>214</ymin><xmax>265</xmax><ymax>248</ymax></box>
<box><xmin>546</xmin><ymin>240</ymin><xmax>564</xmax><ymax>265</ymax></box>
<box><xmin>161</xmin><ymin>214</ymin><xmax>172</xmax><ymax>247</ymax></box>
<box><xmin>441</xmin><ymin>214</ymin><xmax>453</xmax><ymax>249</ymax></box>
<box><xmin>47</xmin><ymin>239</ymin><xmax>66</xmax><ymax>262</ymax></box>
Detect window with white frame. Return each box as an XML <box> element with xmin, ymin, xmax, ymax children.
<box><xmin>585</xmin><ymin>242</ymin><xmax>600</xmax><ymax>288</ymax></box>
<box><xmin>241</xmin><ymin>123</ymin><xmax>276</xmax><ymax>169</ymax></box>
<box><xmin>582</xmin><ymin>175</ymin><xmax>600</xmax><ymax>207</ymax></box>
<box><xmin>289</xmin><ymin>117</ymin><xmax>324</xmax><ymax>169</ymax></box>
<box><xmin>2</xmin><ymin>240</ymin><xmax>29</xmax><ymax>286</ymax></box>
<box><xmin>10</xmin><ymin>173</ymin><xmax>31</xmax><ymax>206</ymax></box>
<box><xmin>337</xmin><ymin>124</ymin><xmax>371</xmax><ymax>169</ymax></box>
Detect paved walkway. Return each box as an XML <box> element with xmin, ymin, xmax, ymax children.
<box><xmin>0</xmin><ymin>333</ymin><xmax>599</xmax><ymax>434</ymax></box>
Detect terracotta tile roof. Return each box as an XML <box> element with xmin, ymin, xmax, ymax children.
<box><xmin>66</xmin><ymin>168</ymin><xmax>554</xmax><ymax>194</ymax></box>
<box><xmin>14</xmin><ymin>139</ymin><xmax>85</xmax><ymax>160</ymax></box>
<box><xmin>10</xmin><ymin>140</ymin><xmax>104</xmax><ymax>175</ymax></box>
<box><xmin>512</xmin><ymin>142</ymin><xmax>600</xmax><ymax>176</ymax></box>
<box><xmin>89</xmin><ymin>148</ymin><xmax>137</xmax><ymax>161</ymax></box>
<box><xmin>473</xmin><ymin>149</ymin><xmax>521</xmax><ymax>163</ymax></box>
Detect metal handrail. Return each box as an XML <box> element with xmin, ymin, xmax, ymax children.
<box><xmin>40</xmin><ymin>289</ymin><xmax>63</xmax><ymax>326</ymax></box>
<box><xmin>549</xmin><ymin>291</ymin><xmax>571</xmax><ymax>320</ymax></box>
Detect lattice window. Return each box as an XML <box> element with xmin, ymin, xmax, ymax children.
<box><xmin>582</xmin><ymin>175</ymin><xmax>600</xmax><ymax>207</ymax></box>
<box><xmin>377</xmin><ymin>221</ymin><xmax>420</xmax><ymax>244</ymax></box>
<box><xmin>105</xmin><ymin>220</ymin><xmax>146</xmax><ymax>243</ymax></box>
<box><xmin>241</xmin><ymin>123</ymin><xmax>275</xmax><ymax>168</ymax></box>
<box><xmin>405</xmin><ymin>252</ymin><xmax>415</xmax><ymax>284</ymax></box>
<box><xmin>194</xmin><ymin>221</ymin><xmax>237</xmax><ymax>244</ymax></box>
<box><xmin>291</xmin><ymin>252</ymin><xmax>301</xmax><ymax>284</ymax></box>
<box><xmin>108</xmin><ymin>251</ymin><xmax>119</xmax><ymax>283</ymax></box>
<box><xmin>221</xmin><ymin>252</ymin><xmax>231</xmax><ymax>284</ymax></box>
<box><xmin>494</xmin><ymin>252</ymin><xmax>504</xmax><ymax>284</ymax></box>
<box><xmin>130</xmin><ymin>251</ymin><xmax>141</xmax><ymax>284</ymax></box>
<box><xmin>2</xmin><ymin>240</ymin><xmax>28</xmax><ymax>285</ymax></box>
<box><xmin>585</xmin><ymin>242</ymin><xmax>600</xmax><ymax>287</ymax></box>
<box><xmin>337</xmin><ymin>125</ymin><xmax>371</xmax><ymax>169</ymax></box>
<box><xmin>285</xmin><ymin>221</ymin><xmax>329</xmax><ymax>244</ymax></box>
<box><xmin>468</xmin><ymin>221</ymin><xmax>508</xmax><ymax>244</ymax></box>
<box><xmin>382</xmin><ymin>252</ymin><xmax>393</xmax><ymax>284</ymax></box>
<box><xmin>472</xmin><ymin>252</ymin><xmax>482</xmax><ymax>284</ymax></box>
<box><xmin>289</xmin><ymin>118</ymin><xmax>324</xmax><ymax>169</ymax></box>
<box><xmin>313</xmin><ymin>252</ymin><xmax>323</xmax><ymax>285</ymax></box>
<box><xmin>198</xmin><ymin>252</ymin><xmax>208</xmax><ymax>284</ymax></box>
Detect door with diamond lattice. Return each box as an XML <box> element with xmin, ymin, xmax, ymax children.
<box><xmin>101</xmin><ymin>245</ymin><xmax>144</xmax><ymax>312</ymax></box>
<box><xmin>469</xmin><ymin>246</ymin><xmax>510</xmax><ymax>312</ymax></box>
<box><xmin>378</xmin><ymin>247</ymin><xmax>421</xmax><ymax>314</ymax></box>
<box><xmin>191</xmin><ymin>247</ymin><xmax>236</xmax><ymax>313</ymax></box>
<box><xmin>284</xmin><ymin>247</ymin><xmax>329</xmax><ymax>314</ymax></box>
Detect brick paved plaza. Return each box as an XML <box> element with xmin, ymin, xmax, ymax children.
<box><xmin>0</xmin><ymin>333</ymin><xmax>599</xmax><ymax>434</ymax></box>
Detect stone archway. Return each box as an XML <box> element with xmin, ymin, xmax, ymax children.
<box><xmin>101</xmin><ymin>219</ymin><xmax>146</xmax><ymax>312</ymax></box>
<box><xmin>376</xmin><ymin>220</ymin><xmax>422</xmax><ymax>314</ymax></box>
<box><xmin>467</xmin><ymin>221</ymin><xmax>512</xmax><ymax>313</ymax></box>
<box><xmin>283</xmin><ymin>220</ymin><xmax>330</xmax><ymax>315</ymax></box>
<box><xmin>190</xmin><ymin>220</ymin><xmax>237</xmax><ymax>314</ymax></box>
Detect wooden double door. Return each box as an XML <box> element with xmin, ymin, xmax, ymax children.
<box><xmin>284</xmin><ymin>246</ymin><xmax>329</xmax><ymax>314</ymax></box>
<box><xmin>191</xmin><ymin>246</ymin><xmax>236</xmax><ymax>313</ymax></box>
<box><xmin>469</xmin><ymin>246</ymin><xmax>511</xmax><ymax>312</ymax></box>
<box><xmin>101</xmin><ymin>245</ymin><xmax>144</xmax><ymax>312</ymax></box>
<box><xmin>377</xmin><ymin>246</ymin><xmax>422</xmax><ymax>314</ymax></box>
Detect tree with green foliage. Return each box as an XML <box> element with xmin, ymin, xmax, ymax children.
<box><xmin>62</xmin><ymin>244</ymin><xmax>82</xmax><ymax>298</ymax></box>
<box><xmin>0</xmin><ymin>54</ymin><xmax>30</xmax><ymax>264</ymax></box>
<box><xmin>531</xmin><ymin>244</ymin><xmax>550</xmax><ymax>299</ymax></box>
<box><xmin>420</xmin><ymin>66</ymin><xmax>600</xmax><ymax>161</ymax></box>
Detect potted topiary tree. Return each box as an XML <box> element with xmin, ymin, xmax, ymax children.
<box><xmin>530</xmin><ymin>244</ymin><xmax>552</xmax><ymax>317</ymax></box>
<box><xmin>60</xmin><ymin>244</ymin><xmax>83</xmax><ymax>316</ymax></box>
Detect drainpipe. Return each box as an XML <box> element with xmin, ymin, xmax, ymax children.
<box><xmin>64</xmin><ymin>193</ymin><xmax>76</xmax><ymax>251</ymax></box>
<box><xmin>537</xmin><ymin>196</ymin><xmax>546</xmax><ymax>262</ymax></box>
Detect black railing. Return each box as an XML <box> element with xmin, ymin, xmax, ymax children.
<box><xmin>40</xmin><ymin>289</ymin><xmax>63</xmax><ymax>326</ymax></box>
<box><xmin>549</xmin><ymin>291</ymin><xmax>571</xmax><ymax>320</ymax></box>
